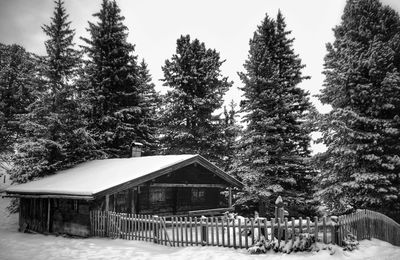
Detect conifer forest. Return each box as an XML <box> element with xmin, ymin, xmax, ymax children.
<box><xmin>1</xmin><ymin>0</ymin><xmax>400</xmax><ymax>223</ymax></box>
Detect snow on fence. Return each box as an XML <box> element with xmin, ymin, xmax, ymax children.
<box><xmin>337</xmin><ymin>209</ymin><xmax>400</xmax><ymax>247</ymax></box>
<box><xmin>89</xmin><ymin>211</ymin><xmax>337</xmax><ymax>248</ymax></box>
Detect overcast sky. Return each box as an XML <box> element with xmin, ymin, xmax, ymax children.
<box><xmin>1</xmin><ymin>0</ymin><xmax>400</xmax><ymax>153</ymax></box>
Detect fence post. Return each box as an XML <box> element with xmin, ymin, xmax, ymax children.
<box><xmin>201</xmin><ymin>216</ymin><xmax>207</xmax><ymax>246</ymax></box>
<box><xmin>331</xmin><ymin>216</ymin><xmax>338</xmax><ymax>244</ymax></box>
<box><xmin>153</xmin><ymin>215</ymin><xmax>159</xmax><ymax>244</ymax></box>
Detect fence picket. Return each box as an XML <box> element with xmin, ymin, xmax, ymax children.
<box><xmin>226</xmin><ymin>218</ymin><xmax>230</xmax><ymax>247</ymax></box>
<box><xmin>195</xmin><ymin>217</ymin><xmax>199</xmax><ymax>246</ymax></box>
<box><xmin>210</xmin><ymin>217</ymin><xmax>215</xmax><ymax>246</ymax></box>
<box><xmin>284</xmin><ymin>218</ymin><xmax>288</xmax><ymax>243</ymax></box>
<box><xmin>189</xmin><ymin>217</ymin><xmax>193</xmax><ymax>246</ymax></box>
<box><xmin>323</xmin><ymin>216</ymin><xmax>327</xmax><ymax>244</ymax></box>
<box><xmin>238</xmin><ymin>218</ymin><xmax>242</xmax><ymax>248</ymax></box>
<box><xmin>244</xmin><ymin>218</ymin><xmax>248</xmax><ymax>248</ymax></box>
<box><xmin>233</xmin><ymin>219</ymin><xmax>237</xmax><ymax>248</ymax></box>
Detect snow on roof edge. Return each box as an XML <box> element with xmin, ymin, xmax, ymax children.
<box><xmin>5</xmin><ymin>154</ymin><xmax>199</xmax><ymax>197</ymax></box>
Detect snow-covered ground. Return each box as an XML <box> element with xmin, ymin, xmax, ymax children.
<box><xmin>1</xmin><ymin>179</ymin><xmax>399</xmax><ymax>260</ymax></box>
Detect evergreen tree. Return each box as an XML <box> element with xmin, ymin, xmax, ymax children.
<box><xmin>81</xmin><ymin>0</ymin><xmax>143</xmax><ymax>158</ymax></box>
<box><xmin>0</xmin><ymin>44</ymin><xmax>37</xmax><ymax>154</ymax></box>
<box><xmin>160</xmin><ymin>35</ymin><xmax>232</xmax><ymax>165</ymax></box>
<box><xmin>220</xmin><ymin>100</ymin><xmax>242</xmax><ymax>172</ymax></box>
<box><xmin>137</xmin><ymin>59</ymin><xmax>160</xmax><ymax>155</ymax></box>
<box><xmin>235</xmin><ymin>11</ymin><xmax>314</xmax><ymax>216</ymax></box>
<box><xmin>9</xmin><ymin>0</ymin><xmax>95</xmax><ymax>184</ymax></box>
<box><xmin>315</xmin><ymin>0</ymin><xmax>400</xmax><ymax>216</ymax></box>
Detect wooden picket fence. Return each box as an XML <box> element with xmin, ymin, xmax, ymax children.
<box><xmin>90</xmin><ymin>211</ymin><xmax>339</xmax><ymax>248</ymax></box>
<box><xmin>337</xmin><ymin>209</ymin><xmax>400</xmax><ymax>246</ymax></box>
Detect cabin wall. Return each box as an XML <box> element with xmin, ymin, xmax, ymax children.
<box><xmin>52</xmin><ymin>199</ymin><xmax>90</xmax><ymax>237</ymax></box>
<box><xmin>19</xmin><ymin>197</ymin><xmax>49</xmax><ymax>233</ymax></box>
<box><xmin>100</xmin><ymin>164</ymin><xmax>230</xmax><ymax>215</ymax></box>
<box><xmin>19</xmin><ymin>198</ymin><xmax>91</xmax><ymax>237</ymax></box>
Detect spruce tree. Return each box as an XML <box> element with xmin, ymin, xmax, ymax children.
<box><xmin>9</xmin><ymin>0</ymin><xmax>95</xmax><ymax>184</ymax></box>
<box><xmin>160</xmin><ymin>35</ymin><xmax>232</xmax><ymax>165</ymax></box>
<box><xmin>236</xmin><ymin>11</ymin><xmax>314</xmax><ymax>216</ymax></box>
<box><xmin>0</xmin><ymin>44</ymin><xmax>37</xmax><ymax>154</ymax></box>
<box><xmin>137</xmin><ymin>59</ymin><xmax>160</xmax><ymax>155</ymax></box>
<box><xmin>81</xmin><ymin>0</ymin><xmax>143</xmax><ymax>158</ymax></box>
<box><xmin>220</xmin><ymin>100</ymin><xmax>242</xmax><ymax>172</ymax></box>
<box><xmin>315</xmin><ymin>0</ymin><xmax>400</xmax><ymax>216</ymax></box>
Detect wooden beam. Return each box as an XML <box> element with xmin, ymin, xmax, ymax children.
<box><xmin>149</xmin><ymin>183</ymin><xmax>227</xmax><ymax>188</ymax></box>
<box><xmin>105</xmin><ymin>195</ymin><xmax>109</xmax><ymax>211</ymax></box>
<box><xmin>228</xmin><ymin>187</ymin><xmax>232</xmax><ymax>207</ymax></box>
<box><xmin>47</xmin><ymin>198</ymin><xmax>51</xmax><ymax>232</ymax></box>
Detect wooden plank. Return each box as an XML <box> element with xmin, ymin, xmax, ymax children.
<box><xmin>250</xmin><ymin>218</ymin><xmax>255</xmax><ymax>246</ymax></box>
<box><xmin>205</xmin><ymin>218</ymin><xmax>210</xmax><ymax>246</ymax></box>
<box><xmin>46</xmin><ymin>198</ymin><xmax>50</xmax><ymax>232</ymax></box>
<box><xmin>299</xmin><ymin>217</ymin><xmax>303</xmax><ymax>234</ymax></box>
<box><xmin>291</xmin><ymin>217</ymin><xmax>295</xmax><ymax>243</ymax></box>
<box><xmin>185</xmin><ymin>217</ymin><xmax>189</xmax><ymax>246</ymax></box>
<box><xmin>306</xmin><ymin>217</ymin><xmax>310</xmax><ymax>234</ymax></box>
<box><xmin>233</xmin><ymin>218</ymin><xmax>237</xmax><ymax>248</ymax></box>
<box><xmin>314</xmin><ymin>217</ymin><xmax>318</xmax><ymax>242</ymax></box>
<box><xmin>150</xmin><ymin>183</ymin><xmax>227</xmax><ymax>188</ymax></box>
<box><xmin>238</xmin><ymin>218</ymin><xmax>242</xmax><ymax>248</ymax></box>
<box><xmin>221</xmin><ymin>218</ymin><xmax>226</xmax><ymax>247</ymax></box>
<box><xmin>211</xmin><ymin>217</ymin><xmax>215</xmax><ymax>246</ymax></box>
<box><xmin>171</xmin><ymin>217</ymin><xmax>176</xmax><ymax>246</ymax></box>
<box><xmin>188</xmin><ymin>207</ymin><xmax>234</xmax><ymax>216</ymax></box>
<box><xmin>277</xmin><ymin>218</ymin><xmax>281</xmax><ymax>245</ymax></box>
<box><xmin>228</xmin><ymin>187</ymin><xmax>232</xmax><ymax>207</ymax></box>
<box><xmin>180</xmin><ymin>217</ymin><xmax>184</xmax><ymax>246</ymax></box>
<box><xmin>216</xmin><ymin>217</ymin><xmax>220</xmax><ymax>246</ymax></box>
<box><xmin>257</xmin><ymin>219</ymin><xmax>261</xmax><ymax>241</ymax></box>
<box><xmin>227</xmin><ymin>217</ymin><xmax>231</xmax><ymax>247</ymax></box>
<box><xmin>264</xmin><ymin>218</ymin><xmax>268</xmax><ymax>241</ymax></box>
<box><xmin>194</xmin><ymin>217</ymin><xmax>199</xmax><ymax>246</ymax></box>
<box><xmin>284</xmin><ymin>218</ymin><xmax>288</xmax><ymax>243</ymax></box>
<box><xmin>323</xmin><ymin>216</ymin><xmax>327</xmax><ymax>244</ymax></box>
<box><xmin>189</xmin><ymin>217</ymin><xmax>193</xmax><ymax>246</ymax></box>
<box><xmin>271</xmin><ymin>218</ymin><xmax>275</xmax><ymax>241</ymax></box>
<box><xmin>195</xmin><ymin>217</ymin><xmax>199</xmax><ymax>246</ymax></box>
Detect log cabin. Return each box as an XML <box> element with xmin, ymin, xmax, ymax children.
<box><xmin>4</xmin><ymin>152</ymin><xmax>243</xmax><ymax>237</ymax></box>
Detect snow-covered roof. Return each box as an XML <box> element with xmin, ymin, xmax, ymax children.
<box><xmin>5</xmin><ymin>154</ymin><xmax>242</xmax><ymax>198</ymax></box>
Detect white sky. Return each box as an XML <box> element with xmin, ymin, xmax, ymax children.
<box><xmin>1</xmin><ymin>0</ymin><xmax>399</xmax><ymax>153</ymax></box>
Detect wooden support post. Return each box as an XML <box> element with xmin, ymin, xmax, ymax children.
<box><xmin>46</xmin><ymin>198</ymin><xmax>51</xmax><ymax>232</ymax></box>
<box><xmin>228</xmin><ymin>187</ymin><xmax>232</xmax><ymax>207</ymax></box>
<box><xmin>105</xmin><ymin>195</ymin><xmax>109</xmax><ymax>211</ymax></box>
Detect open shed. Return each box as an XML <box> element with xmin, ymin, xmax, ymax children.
<box><xmin>5</xmin><ymin>154</ymin><xmax>243</xmax><ymax>237</ymax></box>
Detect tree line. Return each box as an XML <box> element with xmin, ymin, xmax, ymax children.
<box><xmin>1</xmin><ymin>0</ymin><xmax>399</xmax><ymax>219</ymax></box>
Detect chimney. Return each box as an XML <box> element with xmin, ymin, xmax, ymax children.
<box><xmin>131</xmin><ymin>142</ymin><xmax>144</xmax><ymax>157</ymax></box>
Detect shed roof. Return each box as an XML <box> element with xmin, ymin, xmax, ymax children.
<box><xmin>5</xmin><ymin>154</ymin><xmax>242</xmax><ymax>199</ymax></box>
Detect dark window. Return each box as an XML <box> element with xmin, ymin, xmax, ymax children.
<box><xmin>150</xmin><ymin>188</ymin><xmax>166</xmax><ymax>203</ymax></box>
<box><xmin>191</xmin><ymin>188</ymin><xmax>206</xmax><ymax>203</ymax></box>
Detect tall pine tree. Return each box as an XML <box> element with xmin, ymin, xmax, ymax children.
<box><xmin>81</xmin><ymin>0</ymin><xmax>145</xmax><ymax>158</ymax></box>
<box><xmin>137</xmin><ymin>59</ymin><xmax>160</xmax><ymax>155</ymax></box>
<box><xmin>315</xmin><ymin>0</ymin><xmax>400</xmax><ymax>217</ymax></box>
<box><xmin>220</xmin><ymin>100</ymin><xmax>242</xmax><ymax>172</ymax></box>
<box><xmin>0</xmin><ymin>44</ymin><xmax>38</xmax><ymax>155</ymax></box>
<box><xmin>160</xmin><ymin>35</ymin><xmax>232</xmax><ymax>165</ymax></box>
<box><xmin>9</xmin><ymin>0</ymin><xmax>94</xmax><ymax>184</ymax></box>
<box><xmin>235</xmin><ymin>11</ymin><xmax>314</xmax><ymax>216</ymax></box>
